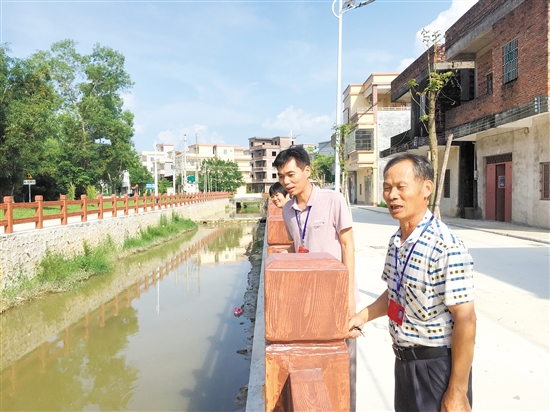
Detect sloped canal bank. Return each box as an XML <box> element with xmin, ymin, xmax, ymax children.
<box><xmin>1</xmin><ymin>223</ymin><xmax>264</xmax><ymax>411</ymax></box>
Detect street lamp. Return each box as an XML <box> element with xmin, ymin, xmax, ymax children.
<box><xmin>153</xmin><ymin>141</ymin><xmax>159</xmax><ymax>196</ymax></box>
<box><xmin>332</xmin><ymin>0</ymin><xmax>375</xmax><ymax>192</ymax></box>
<box><xmin>183</xmin><ymin>134</ymin><xmax>187</xmax><ymax>192</ymax></box>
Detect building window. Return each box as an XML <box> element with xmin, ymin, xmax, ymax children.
<box><xmin>444</xmin><ymin>169</ymin><xmax>450</xmax><ymax>198</ymax></box>
<box><xmin>272</xmin><ymin>151</ymin><xmax>276</xmax><ymax>156</ymax></box>
<box><xmin>272</xmin><ymin>173</ymin><xmax>277</xmax><ymax>179</ymax></box>
<box><xmin>224</xmin><ymin>149</ymin><xmax>227</xmax><ymax>155</ymax></box>
<box><xmin>541</xmin><ymin>162</ymin><xmax>550</xmax><ymax>200</ymax></box>
<box><xmin>487</xmin><ymin>73</ymin><xmax>493</xmax><ymax>94</ymax></box>
<box><xmin>359</xmin><ymin>184</ymin><xmax>362</xmax><ymax>196</ymax></box>
<box><xmin>502</xmin><ymin>38</ymin><xmax>518</xmax><ymax>84</ymax></box>
<box><xmin>355</xmin><ymin>129</ymin><xmax>374</xmax><ymax>151</ymax></box>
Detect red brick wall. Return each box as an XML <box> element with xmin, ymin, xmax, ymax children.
<box><xmin>391</xmin><ymin>45</ymin><xmax>445</xmax><ymax>97</ymax></box>
<box><xmin>446</xmin><ymin>0</ymin><xmax>508</xmax><ymax>49</ymax></box>
<box><xmin>476</xmin><ymin>49</ymin><xmax>493</xmax><ymax>98</ymax></box>
<box><xmin>446</xmin><ymin>0</ymin><xmax>549</xmax><ymax>129</ymax></box>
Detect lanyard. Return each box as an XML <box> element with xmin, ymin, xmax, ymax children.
<box><xmin>295</xmin><ymin>207</ymin><xmax>311</xmax><ymax>246</ymax></box>
<box><xmin>394</xmin><ymin>216</ymin><xmax>434</xmax><ymax>294</ymax></box>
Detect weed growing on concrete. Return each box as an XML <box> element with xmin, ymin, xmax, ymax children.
<box><xmin>123</xmin><ymin>213</ymin><xmax>196</xmax><ymax>250</ymax></box>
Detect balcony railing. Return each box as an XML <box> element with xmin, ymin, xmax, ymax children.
<box><xmin>350</xmin><ymin>104</ymin><xmax>410</xmax><ymax>118</ymax></box>
<box><xmin>380</xmin><ymin>135</ymin><xmax>447</xmax><ymax>158</ymax></box>
<box><xmin>450</xmin><ymin>96</ymin><xmax>549</xmax><ymax>139</ymax></box>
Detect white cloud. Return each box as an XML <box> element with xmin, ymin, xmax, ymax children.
<box><xmin>413</xmin><ymin>0</ymin><xmax>479</xmax><ymax>55</ymax></box>
<box><xmin>262</xmin><ymin>106</ymin><xmax>332</xmax><ymax>142</ymax></box>
<box><xmin>397</xmin><ymin>0</ymin><xmax>479</xmax><ymax>71</ymax></box>
<box><xmin>397</xmin><ymin>57</ymin><xmax>416</xmax><ymax>72</ymax></box>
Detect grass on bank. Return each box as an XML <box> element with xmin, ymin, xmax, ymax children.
<box><xmin>0</xmin><ymin>213</ymin><xmax>197</xmax><ymax>312</ymax></box>
<box><xmin>123</xmin><ymin>213</ymin><xmax>196</xmax><ymax>249</ymax></box>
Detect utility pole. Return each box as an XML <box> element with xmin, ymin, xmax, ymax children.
<box><xmin>203</xmin><ymin>163</ymin><xmax>208</xmax><ymax>193</ymax></box>
<box><xmin>183</xmin><ymin>134</ymin><xmax>187</xmax><ymax>193</ymax></box>
<box><xmin>172</xmin><ymin>149</ymin><xmax>176</xmax><ymax>194</ymax></box>
<box><xmin>153</xmin><ymin>141</ymin><xmax>158</xmax><ymax>196</ymax></box>
<box><xmin>195</xmin><ymin>133</ymin><xmax>199</xmax><ymax>187</ymax></box>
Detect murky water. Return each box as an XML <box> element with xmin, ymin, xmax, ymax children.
<box><xmin>1</xmin><ymin>224</ymin><xmax>258</xmax><ymax>411</ymax></box>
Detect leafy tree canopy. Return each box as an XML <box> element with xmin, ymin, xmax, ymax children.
<box><xmin>199</xmin><ymin>158</ymin><xmax>244</xmax><ymax>192</ymax></box>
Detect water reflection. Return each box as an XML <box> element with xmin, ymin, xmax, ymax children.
<box><xmin>1</xmin><ymin>225</ymin><xmax>257</xmax><ymax>411</ymax></box>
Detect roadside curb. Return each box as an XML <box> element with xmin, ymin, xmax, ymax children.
<box><xmin>353</xmin><ymin>206</ymin><xmax>550</xmax><ymax>246</ymax></box>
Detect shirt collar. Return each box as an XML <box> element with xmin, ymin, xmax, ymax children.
<box><xmin>291</xmin><ymin>183</ymin><xmax>317</xmax><ymax>212</ymax></box>
<box><xmin>393</xmin><ymin>209</ymin><xmax>433</xmax><ymax>248</ymax></box>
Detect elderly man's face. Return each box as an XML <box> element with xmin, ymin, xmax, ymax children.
<box><xmin>382</xmin><ymin>160</ymin><xmax>433</xmax><ymax>222</ymax></box>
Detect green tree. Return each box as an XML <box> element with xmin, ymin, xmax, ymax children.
<box><xmin>36</xmin><ymin>40</ymin><xmax>135</xmax><ymax>196</ymax></box>
<box><xmin>199</xmin><ymin>158</ymin><xmax>244</xmax><ymax>192</ymax></box>
<box><xmin>126</xmin><ymin>154</ymin><xmax>152</xmax><ymax>192</ymax></box>
<box><xmin>158</xmin><ymin>178</ymin><xmax>171</xmax><ymax>194</ymax></box>
<box><xmin>408</xmin><ymin>29</ymin><xmax>455</xmax><ymax>218</ymax></box>
<box><xmin>0</xmin><ymin>46</ymin><xmax>59</xmax><ymax>199</ymax></box>
<box><xmin>332</xmin><ymin>122</ymin><xmax>356</xmax><ymax>206</ymax></box>
<box><xmin>310</xmin><ymin>153</ymin><xmax>335</xmax><ymax>187</ymax></box>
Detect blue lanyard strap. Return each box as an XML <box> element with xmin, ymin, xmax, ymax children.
<box><xmin>394</xmin><ymin>216</ymin><xmax>434</xmax><ymax>294</ymax></box>
<box><xmin>295</xmin><ymin>207</ymin><xmax>311</xmax><ymax>245</ymax></box>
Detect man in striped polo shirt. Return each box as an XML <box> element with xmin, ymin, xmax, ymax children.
<box><xmin>348</xmin><ymin>153</ymin><xmax>476</xmax><ymax>412</ymax></box>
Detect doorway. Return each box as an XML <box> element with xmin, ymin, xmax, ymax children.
<box><xmin>485</xmin><ymin>154</ymin><xmax>512</xmax><ymax>222</ymax></box>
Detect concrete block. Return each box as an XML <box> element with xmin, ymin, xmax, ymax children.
<box><xmin>266</xmin><ymin>216</ymin><xmax>292</xmax><ymax>246</ymax></box>
<box><xmin>265</xmin><ymin>342</ymin><xmax>350</xmax><ymax>412</ymax></box>
<box><xmin>264</xmin><ymin>253</ymin><xmax>348</xmax><ymax>342</ymax></box>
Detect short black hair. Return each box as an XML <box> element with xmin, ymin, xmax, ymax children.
<box><xmin>383</xmin><ymin>153</ymin><xmax>434</xmax><ymax>182</ymax></box>
<box><xmin>273</xmin><ymin>146</ymin><xmax>311</xmax><ymax>170</ymax></box>
<box><xmin>269</xmin><ymin>182</ymin><xmax>288</xmax><ymax>197</ymax></box>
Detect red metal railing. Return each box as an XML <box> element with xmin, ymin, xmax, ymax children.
<box><xmin>0</xmin><ymin>192</ymin><xmax>228</xmax><ymax>234</ymax></box>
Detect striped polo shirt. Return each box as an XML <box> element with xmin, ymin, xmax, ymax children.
<box><xmin>382</xmin><ymin>210</ymin><xmax>474</xmax><ymax>348</ymax></box>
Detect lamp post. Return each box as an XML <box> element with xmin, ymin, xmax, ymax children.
<box><xmin>332</xmin><ymin>0</ymin><xmax>375</xmax><ymax>192</ymax></box>
<box><xmin>183</xmin><ymin>134</ymin><xmax>187</xmax><ymax>192</ymax></box>
<box><xmin>153</xmin><ymin>141</ymin><xmax>158</xmax><ymax>196</ymax></box>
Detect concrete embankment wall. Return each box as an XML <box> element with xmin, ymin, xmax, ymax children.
<box><xmin>0</xmin><ymin>199</ymin><xmax>229</xmax><ymax>290</ymax></box>
<box><xmin>0</xmin><ymin>226</ymin><xmax>222</xmax><ymax>370</ymax></box>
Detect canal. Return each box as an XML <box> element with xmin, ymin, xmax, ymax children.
<box><xmin>1</xmin><ymin>223</ymin><xmax>261</xmax><ymax>411</ymax></box>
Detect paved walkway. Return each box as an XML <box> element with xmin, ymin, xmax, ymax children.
<box><xmin>352</xmin><ymin>206</ymin><xmax>549</xmax><ymax>411</ymax></box>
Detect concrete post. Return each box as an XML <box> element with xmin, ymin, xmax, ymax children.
<box><xmin>35</xmin><ymin>195</ymin><xmax>44</xmax><ymax>229</ymax></box>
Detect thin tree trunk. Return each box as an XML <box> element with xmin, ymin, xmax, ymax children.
<box><xmin>428</xmin><ymin>91</ymin><xmax>438</xmax><ymax>212</ymax></box>
<box><xmin>433</xmin><ymin>133</ymin><xmax>453</xmax><ymax>220</ymax></box>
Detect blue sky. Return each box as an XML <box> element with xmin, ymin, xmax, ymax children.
<box><xmin>2</xmin><ymin>0</ymin><xmax>477</xmax><ymax>152</ymax></box>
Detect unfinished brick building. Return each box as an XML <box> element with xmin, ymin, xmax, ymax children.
<box><xmin>384</xmin><ymin>0</ymin><xmax>549</xmax><ymax>228</ymax></box>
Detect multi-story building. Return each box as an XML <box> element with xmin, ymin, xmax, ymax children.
<box><xmin>141</xmin><ymin>143</ymin><xmax>251</xmax><ymax>194</ymax></box>
<box><xmin>139</xmin><ymin>143</ymin><xmax>175</xmax><ymax>184</ymax></box>
<box><xmin>382</xmin><ymin>48</ymin><xmax>475</xmax><ymax>218</ymax></box>
<box><xmin>343</xmin><ymin>73</ymin><xmax>410</xmax><ymax>205</ymax></box>
<box><xmin>381</xmin><ymin>0</ymin><xmax>549</xmax><ymax>229</ymax></box>
<box><xmin>185</xmin><ymin>144</ymin><xmax>251</xmax><ymax>193</ymax></box>
<box><xmin>248</xmin><ymin>136</ymin><xmax>295</xmax><ymax>193</ymax></box>
<box><xmin>444</xmin><ymin>0</ymin><xmax>549</xmax><ymax>228</ymax></box>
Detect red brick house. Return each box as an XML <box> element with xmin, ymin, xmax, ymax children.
<box><xmin>383</xmin><ymin>0</ymin><xmax>549</xmax><ymax>228</ymax></box>
<box><xmin>445</xmin><ymin>0</ymin><xmax>549</xmax><ymax>228</ymax></box>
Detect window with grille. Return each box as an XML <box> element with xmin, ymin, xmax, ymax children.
<box><xmin>355</xmin><ymin>129</ymin><xmax>374</xmax><ymax>151</ymax></box>
<box><xmin>444</xmin><ymin>170</ymin><xmax>450</xmax><ymax>198</ymax></box>
<box><xmin>502</xmin><ymin>39</ymin><xmax>518</xmax><ymax>84</ymax></box>
<box><xmin>541</xmin><ymin>162</ymin><xmax>550</xmax><ymax>200</ymax></box>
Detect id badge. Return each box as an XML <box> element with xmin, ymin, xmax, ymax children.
<box><xmin>298</xmin><ymin>245</ymin><xmax>309</xmax><ymax>253</ymax></box>
<box><xmin>388</xmin><ymin>299</ymin><xmax>405</xmax><ymax>325</ymax></box>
